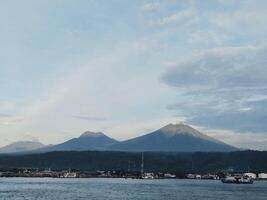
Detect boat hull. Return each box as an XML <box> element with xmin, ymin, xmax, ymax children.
<box><xmin>221</xmin><ymin>177</ymin><xmax>253</xmax><ymax>184</ymax></box>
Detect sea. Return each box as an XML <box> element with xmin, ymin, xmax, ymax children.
<box><xmin>0</xmin><ymin>178</ymin><xmax>266</xmax><ymax>200</ymax></box>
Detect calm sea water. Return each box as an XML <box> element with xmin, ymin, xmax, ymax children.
<box><xmin>0</xmin><ymin>178</ymin><xmax>266</xmax><ymax>200</ymax></box>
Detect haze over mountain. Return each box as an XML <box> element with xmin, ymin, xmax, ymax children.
<box><xmin>0</xmin><ymin>141</ymin><xmax>46</xmax><ymax>154</ymax></box>
<box><xmin>109</xmin><ymin>124</ymin><xmax>238</xmax><ymax>152</ymax></box>
<box><xmin>39</xmin><ymin>131</ymin><xmax>119</xmax><ymax>152</ymax></box>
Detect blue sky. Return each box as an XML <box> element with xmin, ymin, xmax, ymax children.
<box><xmin>0</xmin><ymin>0</ymin><xmax>267</xmax><ymax>149</ymax></box>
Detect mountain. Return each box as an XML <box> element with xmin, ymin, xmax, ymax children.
<box><xmin>3</xmin><ymin>124</ymin><xmax>238</xmax><ymax>154</ymax></box>
<box><xmin>109</xmin><ymin>123</ymin><xmax>238</xmax><ymax>152</ymax></box>
<box><xmin>40</xmin><ymin>131</ymin><xmax>119</xmax><ymax>152</ymax></box>
<box><xmin>0</xmin><ymin>141</ymin><xmax>46</xmax><ymax>154</ymax></box>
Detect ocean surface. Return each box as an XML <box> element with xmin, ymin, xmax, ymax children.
<box><xmin>0</xmin><ymin>178</ymin><xmax>266</xmax><ymax>200</ymax></box>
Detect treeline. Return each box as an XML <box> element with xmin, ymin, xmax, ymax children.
<box><xmin>0</xmin><ymin>150</ymin><xmax>267</xmax><ymax>173</ymax></box>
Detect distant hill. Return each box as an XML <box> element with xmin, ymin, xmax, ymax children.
<box><xmin>0</xmin><ymin>150</ymin><xmax>266</xmax><ymax>173</ymax></box>
<box><xmin>109</xmin><ymin>123</ymin><xmax>237</xmax><ymax>152</ymax></box>
<box><xmin>0</xmin><ymin>141</ymin><xmax>46</xmax><ymax>154</ymax></box>
<box><xmin>39</xmin><ymin>131</ymin><xmax>119</xmax><ymax>152</ymax></box>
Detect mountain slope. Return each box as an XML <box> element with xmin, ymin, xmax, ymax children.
<box><xmin>0</xmin><ymin>141</ymin><xmax>46</xmax><ymax>154</ymax></box>
<box><xmin>41</xmin><ymin>131</ymin><xmax>119</xmax><ymax>152</ymax></box>
<box><xmin>109</xmin><ymin>123</ymin><xmax>237</xmax><ymax>152</ymax></box>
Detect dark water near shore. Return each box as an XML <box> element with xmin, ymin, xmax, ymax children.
<box><xmin>0</xmin><ymin>178</ymin><xmax>266</xmax><ymax>200</ymax></box>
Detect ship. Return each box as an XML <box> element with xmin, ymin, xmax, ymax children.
<box><xmin>60</xmin><ymin>170</ymin><xmax>79</xmax><ymax>178</ymax></box>
<box><xmin>221</xmin><ymin>175</ymin><xmax>253</xmax><ymax>184</ymax></box>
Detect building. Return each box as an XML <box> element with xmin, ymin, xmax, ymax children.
<box><xmin>243</xmin><ymin>173</ymin><xmax>257</xmax><ymax>179</ymax></box>
<box><xmin>258</xmin><ymin>173</ymin><xmax>267</xmax><ymax>180</ymax></box>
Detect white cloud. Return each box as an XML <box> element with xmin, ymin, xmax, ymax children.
<box><xmin>72</xmin><ymin>115</ymin><xmax>106</xmax><ymax>121</ymax></box>
<box><xmin>163</xmin><ymin>46</ymin><xmax>265</xmax><ymax>89</ymax></box>
<box><xmin>209</xmin><ymin>0</ymin><xmax>267</xmax><ymax>42</ymax></box>
<box><xmin>106</xmin><ymin>116</ymin><xmax>186</xmax><ymax>141</ymax></box>
<box><xmin>188</xmin><ymin>30</ymin><xmax>226</xmax><ymax>46</ymax></box>
<box><xmin>152</xmin><ymin>9</ymin><xmax>197</xmax><ymax>26</ymax></box>
<box><xmin>141</xmin><ymin>2</ymin><xmax>160</xmax><ymax>12</ymax></box>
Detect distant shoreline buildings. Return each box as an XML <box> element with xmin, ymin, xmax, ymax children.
<box><xmin>0</xmin><ymin>168</ymin><xmax>267</xmax><ymax>181</ymax></box>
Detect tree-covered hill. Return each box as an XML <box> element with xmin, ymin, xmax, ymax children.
<box><xmin>0</xmin><ymin>150</ymin><xmax>267</xmax><ymax>173</ymax></box>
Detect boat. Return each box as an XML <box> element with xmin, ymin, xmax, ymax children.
<box><xmin>142</xmin><ymin>172</ymin><xmax>155</xmax><ymax>179</ymax></box>
<box><xmin>221</xmin><ymin>175</ymin><xmax>253</xmax><ymax>184</ymax></box>
<box><xmin>60</xmin><ymin>171</ymin><xmax>79</xmax><ymax>178</ymax></box>
<box><xmin>186</xmin><ymin>174</ymin><xmax>201</xmax><ymax>179</ymax></box>
<box><xmin>164</xmin><ymin>173</ymin><xmax>176</xmax><ymax>179</ymax></box>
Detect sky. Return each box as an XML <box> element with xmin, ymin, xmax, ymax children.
<box><xmin>0</xmin><ymin>0</ymin><xmax>267</xmax><ymax>150</ymax></box>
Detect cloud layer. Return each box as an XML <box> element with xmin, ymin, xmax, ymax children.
<box><xmin>163</xmin><ymin>46</ymin><xmax>267</xmax><ymax>133</ymax></box>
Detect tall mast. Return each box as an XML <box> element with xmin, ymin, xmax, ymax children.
<box><xmin>141</xmin><ymin>152</ymin><xmax>144</xmax><ymax>175</ymax></box>
<box><xmin>128</xmin><ymin>160</ymin><xmax>130</xmax><ymax>172</ymax></box>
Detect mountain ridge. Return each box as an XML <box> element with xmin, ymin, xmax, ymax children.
<box><xmin>108</xmin><ymin>123</ymin><xmax>237</xmax><ymax>152</ymax></box>
<box><xmin>0</xmin><ymin>141</ymin><xmax>46</xmax><ymax>154</ymax></box>
<box><xmin>0</xmin><ymin>124</ymin><xmax>238</xmax><ymax>154</ymax></box>
<box><xmin>37</xmin><ymin>131</ymin><xmax>119</xmax><ymax>152</ymax></box>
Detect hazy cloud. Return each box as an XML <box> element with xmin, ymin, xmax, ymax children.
<box><xmin>0</xmin><ymin>113</ymin><xmax>13</xmax><ymax>118</ymax></box>
<box><xmin>0</xmin><ymin>114</ymin><xmax>23</xmax><ymax>126</ymax></box>
<box><xmin>72</xmin><ymin>115</ymin><xmax>106</xmax><ymax>121</ymax></box>
<box><xmin>152</xmin><ymin>9</ymin><xmax>197</xmax><ymax>26</ymax></box>
<box><xmin>204</xmin><ymin>128</ymin><xmax>267</xmax><ymax>150</ymax></box>
<box><xmin>163</xmin><ymin>46</ymin><xmax>267</xmax><ymax>88</ymax></box>
<box><xmin>22</xmin><ymin>134</ymin><xmax>40</xmax><ymax>142</ymax></box>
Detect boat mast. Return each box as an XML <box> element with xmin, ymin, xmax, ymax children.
<box><xmin>128</xmin><ymin>160</ymin><xmax>130</xmax><ymax>172</ymax></box>
<box><xmin>141</xmin><ymin>152</ymin><xmax>144</xmax><ymax>176</ymax></box>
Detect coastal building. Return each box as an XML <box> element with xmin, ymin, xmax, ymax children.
<box><xmin>243</xmin><ymin>173</ymin><xmax>257</xmax><ymax>179</ymax></box>
<box><xmin>258</xmin><ymin>173</ymin><xmax>267</xmax><ymax>180</ymax></box>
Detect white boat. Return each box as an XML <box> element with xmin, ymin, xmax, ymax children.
<box><xmin>221</xmin><ymin>175</ymin><xmax>253</xmax><ymax>184</ymax></box>
<box><xmin>142</xmin><ymin>172</ymin><xmax>155</xmax><ymax>179</ymax></box>
<box><xmin>164</xmin><ymin>173</ymin><xmax>176</xmax><ymax>179</ymax></box>
<box><xmin>139</xmin><ymin>153</ymin><xmax>156</xmax><ymax>179</ymax></box>
<box><xmin>61</xmin><ymin>171</ymin><xmax>78</xmax><ymax>178</ymax></box>
<box><xmin>186</xmin><ymin>174</ymin><xmax>201</xmax><ymax>179</ymax></box>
